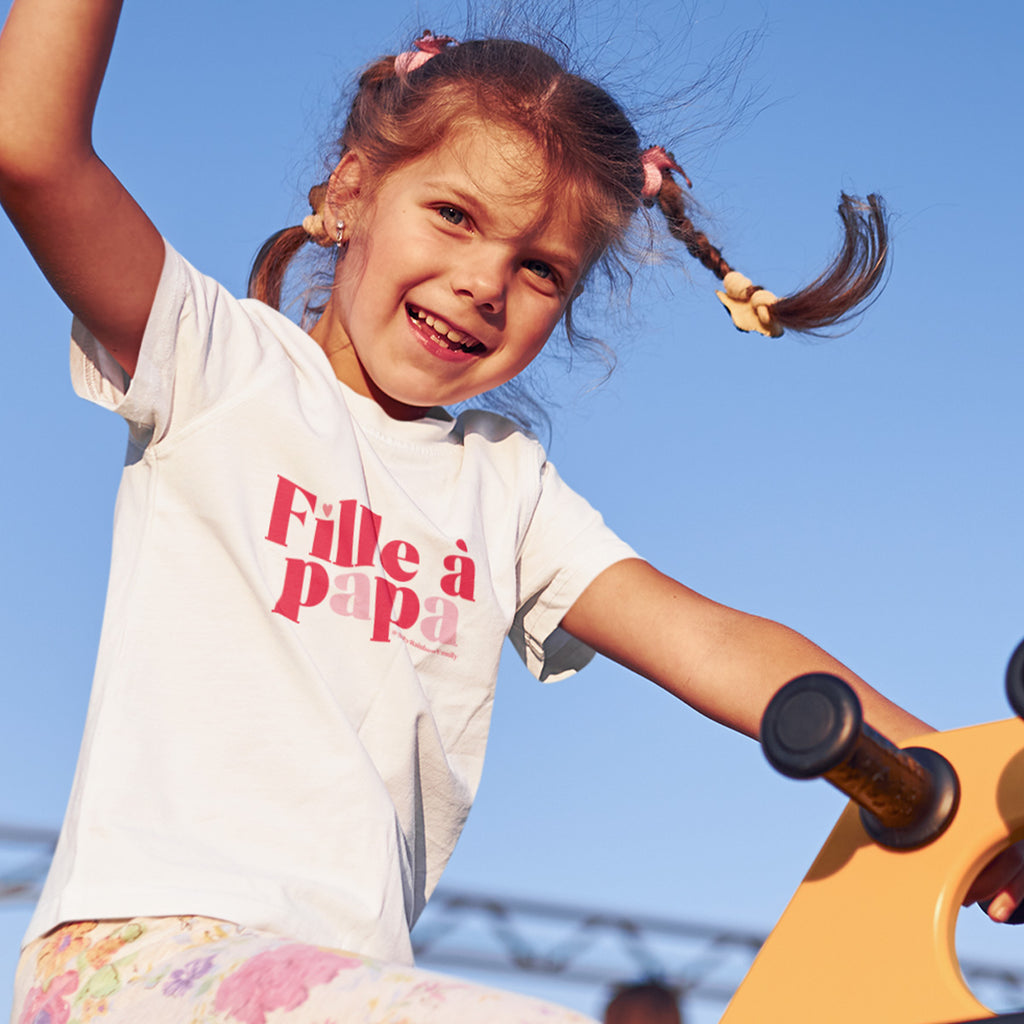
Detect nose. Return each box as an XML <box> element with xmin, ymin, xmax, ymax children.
<box><xmin>452</xmin><ymin>248</ymin><xmax>508</xmax><ymax>315</ymax></box>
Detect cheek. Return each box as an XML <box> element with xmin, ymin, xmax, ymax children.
<box><xmin>511</xmin><ymin>332</ymin><xmax>554</xmax><ymax>375</ymax></box>
<box><xmin>337</xmin><ymin>229</ymin><xmax>374</xmax><ymax>283</ymax></box>
<box><xmin>527</xmin><ymin>304</ymin><xmax>567</xmax><ymax>351</ymax></box>
<box><xmin>330</xmin><ymin>238</ymin><xmax>379</xmax><ymax>319</ymax></box>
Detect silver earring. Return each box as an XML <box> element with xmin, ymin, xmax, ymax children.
<box><xmin>336</xmin><ymin>220</ymin><xmax>346</xmax><ymax>248</ymax></box>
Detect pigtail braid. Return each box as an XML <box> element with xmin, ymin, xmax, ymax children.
<box><xmin>248</xmin><ymin>183</ymin><xmax>337</xmax><ymax>309</ymax></box>
<box><xmin>675</xmin><ymin>186</ymin><xmax>889</xmax><ymax>336</ymax></box>
<box><xmin>653</xmin><ymin>171</ymin><xmax>733</xmax><ymax>280</ymax></box>
<box><xmin>643</xmin><ymin>145</ymin><xmax>889</xmax><ymax>336</ymax></box>
<box><xmin>247</xmin><ymin>225</ymin><xmax>309</xmax><ymax>308</ymax></box>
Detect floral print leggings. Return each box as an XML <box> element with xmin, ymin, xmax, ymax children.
<box><xmin>12</xmin><ymin>917</ymin><xmax>599</xmax><ymax>1024</ymax></box>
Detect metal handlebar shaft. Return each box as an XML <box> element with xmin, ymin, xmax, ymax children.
<box><xmin>761</xmin><ymin>673</ymin><xmax>960</xmax><ymax>850</ymax></box>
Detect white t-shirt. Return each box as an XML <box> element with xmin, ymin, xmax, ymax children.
<box><xmin>28</xmin><ymin>243</ymin><xmax>637</xmax><ymax>963</ymax></box>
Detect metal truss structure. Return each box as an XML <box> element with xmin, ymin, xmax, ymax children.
<box><xmin>3</xmin><ymin>826</ymin><xmax>1024</xmax><ymax>1015</ymax></box>
<box><xmin>410</xmin><ymin>888</ymin><xmax>1024</xmax><ymax>1015</ymax></box>
<box><xmin>411</xmin><ymin>887</ymin><xmax>764</xmax><ymax>1009</ymax></box>
<box><xmin>0</xmin><ymin>825</ymin><xmax>58</xmax><ymax>905</ymax></box>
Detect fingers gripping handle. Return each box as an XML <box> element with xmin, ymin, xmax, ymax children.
<box><xmin>761</xmin><ymin>673</ymin><xmax>960</xmax><ymax>849</ymax></box>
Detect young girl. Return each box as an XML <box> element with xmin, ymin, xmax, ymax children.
<box><xmin>1</xmin><ymin>2</ymin><xmax>1021</xmax><ymax>1022</ymax></box>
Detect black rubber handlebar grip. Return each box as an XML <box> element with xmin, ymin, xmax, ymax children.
<box><xmin>1005</xmin><ymin>637</ymin><xmax>1024</xmax><ymax>721</ymax></box>
<box><xmin>761</xmin><ymin>673</ymin><xmax>960</xmax><ymax>849</ymax></box>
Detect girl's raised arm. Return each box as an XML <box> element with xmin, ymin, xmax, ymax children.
<box><xmin>0</xmin><ymin>0</ymin><xmax>163</xmax><ymax>376</ymax></box>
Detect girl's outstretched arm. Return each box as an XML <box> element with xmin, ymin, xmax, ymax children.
<box><xmin>561</xmin><ymin>558</ymin><xmax>926</xmax><ymax>741</ymax></box>
<box><xmin>0</xmin><ymin>0</ymin><xmax>162</xmax><ymax>376</ymax></box>
<box><xmin>560</xmin><ymin>558</ymin><xmax>1024</xmax><ymax>918</ymax></box>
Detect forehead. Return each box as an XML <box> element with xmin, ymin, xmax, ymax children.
<box><xmin>440</xmin><ymin>122</ymin><xmax>548</xmax><ymax>200</ymax></box>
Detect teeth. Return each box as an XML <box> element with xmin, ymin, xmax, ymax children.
<box><xmin>410</xmin><ymin>306</ymin><xmax>472</xmax><ymax>349</ymax></box>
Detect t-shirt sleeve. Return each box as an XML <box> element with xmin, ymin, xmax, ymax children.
<box><xmin>70</xmin><ymin>239</ymin><xmax>275</xmax><ymax>451</ymax></box>
<box><xmin>509</xmin><ymin>459</ymin><xmax>638</xmax><ymax>683</ymax></box>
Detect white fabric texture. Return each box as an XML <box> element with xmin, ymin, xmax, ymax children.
<box><xmin>28</xmin><ymin>242</ymin><xmax>637</xmax><ymax>965</ymax></box>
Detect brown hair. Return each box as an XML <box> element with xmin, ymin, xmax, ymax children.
<box><xmin>249</xmin><ymin>33</ymin><xmax>888</xmax><ymax>342</ymax></box>
<box><xmin>603</xmin><ymin>981</ymin><xmax>683</xmax><ymax>1024</ymax></box>
<box><xmin>654</xmin><ymin>172</ymin><xmax>888</xmax><ymax>333</ymax></box>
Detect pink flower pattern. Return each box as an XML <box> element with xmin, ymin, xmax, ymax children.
<box><xmin>13</xmin><ymin>916</ymin><xmax>597</xmax><ymax>1022</ymax></box>
<box><xmin>17</xmin><ymin>970</ymin><xmax>79</xmax><ymax>1024</ymax></box>
<box><xmin>213</xmin><ymin>944</ymin><xmax>359</xmax><ymax>1024</ymax></box>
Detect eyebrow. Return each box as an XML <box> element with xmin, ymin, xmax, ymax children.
<box><xmin>420</xmin><ymin>179</ymin><xmax>479</xmax><ymax>204</ymax></box>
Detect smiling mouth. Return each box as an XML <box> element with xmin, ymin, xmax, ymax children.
<box><xmin>407</xmin><ymin>304</ymin><xmax>486</xmax><ymax>355</ymax></box>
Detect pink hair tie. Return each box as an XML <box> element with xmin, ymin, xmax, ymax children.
<box><xmin>640</xmin><ymin>145</ymin><xmax>692</xmax><ymax>199</ymax></box>
<box><xmin>394</xmin><ymin>31</ymin><xmax>458</xmax><ymax>75</ymax></box>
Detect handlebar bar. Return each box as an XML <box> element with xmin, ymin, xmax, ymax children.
<box><xmin>761</xmin><ymin>673</ymin><xmax>960</xmax><ymax>849</ymax></box>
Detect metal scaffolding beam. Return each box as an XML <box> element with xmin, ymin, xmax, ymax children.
<box><xmin>2</xmin><ymin>825</ymin><xmax>1023</xmax><ymax>1014</ymax></box>
<box><xmin>0</xmin><ymin>825</ymin><xmax>56</xmax><ymax>904</ymax></box>
<box><xmin>411</xmin><ymin>888</ymin><xmax>764</xmax><ymax>1007</ymax></box>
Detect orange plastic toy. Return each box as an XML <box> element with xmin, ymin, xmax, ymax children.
<box><xmin>722</xmin><ymin>648</ymin><xmax>1024</xmax><ymax>1024</ymax></box>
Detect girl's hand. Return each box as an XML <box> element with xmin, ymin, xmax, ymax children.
<box><xmin>0</xmin><ymin>0</ymin><xmax>163</xmax><ymax>377</ymax></box>
<box><xmin>966</xmin><ymin>841</ymin><xmax>1024</xmax><ymax>923</ymax></box>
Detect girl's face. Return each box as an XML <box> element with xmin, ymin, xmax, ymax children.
<box><xmin>311</xmin><ymin>123</ymin><xmax>588</xmax><ymax>419</ymax></box>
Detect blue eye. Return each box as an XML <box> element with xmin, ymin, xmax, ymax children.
<box><xmin>524</xmin><ymin>259</ymin><xmax>553</xmax><ymax>280</ymax></box>
<box><xmin>438</xmin><ymin>206</ymin><xmax>465</xmax><ymax>225</ymax></box>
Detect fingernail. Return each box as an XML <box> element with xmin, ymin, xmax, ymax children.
<box><xmin>991</xmin><ymin>896</ymin><xmax>1014</xmax><ymax>921</ymax></box>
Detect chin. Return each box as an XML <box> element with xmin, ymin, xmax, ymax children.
<box><xmin>377</xmin><ymin>378</ymin><xmax>474</xmax><ymax>412</ymax></box>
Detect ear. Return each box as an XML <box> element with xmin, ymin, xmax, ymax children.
<box><xmin>324</xmin><ymin>152</ymin><xmax>366</xmax><ymax>238</ymax></box>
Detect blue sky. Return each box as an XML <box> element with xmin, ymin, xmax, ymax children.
<box><xmin>2</xmin><ymin>1</ymin><xmax>1024</xmax><ymax>1020</ymax></box>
